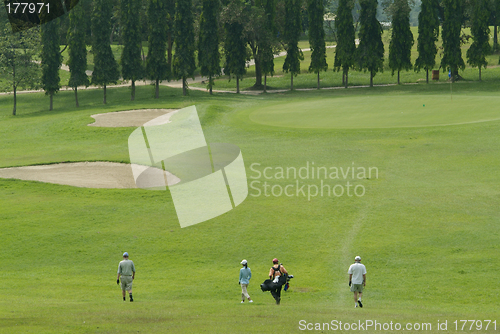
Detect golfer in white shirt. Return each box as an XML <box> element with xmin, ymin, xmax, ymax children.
<box><xmin>348</xmin><ymin>256</ymin><xmax>366</xmax><ymax>308</ymax></box>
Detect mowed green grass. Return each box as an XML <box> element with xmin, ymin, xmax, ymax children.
<box><xmin>1</xmin><ymin>83</ymin><xmax>499</xmax><ymax>333</ymax></box>
<box><xmin>249</xmin><ymin>94</ymin><xmax>500</xmax><ymax>129</ymax></box>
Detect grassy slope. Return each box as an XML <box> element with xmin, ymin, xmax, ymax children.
<box><xmin>1</xmin><ymin>83</ymin><xmax>499</xmax><ymax>333</ymax></box>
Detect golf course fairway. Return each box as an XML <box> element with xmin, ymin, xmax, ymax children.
<box><xmin>1</xmin><ymin>83</ymin><xmax>499</xmax><ymax>333</ymax></box>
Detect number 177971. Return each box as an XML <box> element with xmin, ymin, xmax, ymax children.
<box><xmin>6</xmin><ymin>2</ymin><xmax>50</xmax><ymax>14</ymax></box>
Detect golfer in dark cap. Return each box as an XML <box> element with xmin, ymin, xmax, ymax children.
<box><xmin>117</xmin><ymin>252</ymin><xmax>135</xmax><ymax>301</ymax></box>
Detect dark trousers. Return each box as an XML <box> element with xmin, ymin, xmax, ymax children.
<box><xmin>270</xmin><ymin>286</ymin><xmax>282</xmax><ymax>304</ymax></box>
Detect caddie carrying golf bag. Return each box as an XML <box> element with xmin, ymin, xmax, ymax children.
<box><xmin>260</xmin><ymin>274</ymin><xmax>287</xmax><ymax>292</ymax></box>
<box><xmin>260</xmin><ymin>265</ymin><xmax>294</xmax><ymax>305</ymax></box>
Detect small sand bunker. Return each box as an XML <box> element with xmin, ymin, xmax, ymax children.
<box><xmin>89</xmin><ymin>109</ymin><xmax>177</xmax><ymax>127</ymax></box>
<box><xmin>0</xmin><ymin>162</ymin><xmax>180</xmax><ymax>189</ymax></box>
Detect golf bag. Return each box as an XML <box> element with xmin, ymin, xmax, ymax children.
<box><xmin>260</xmin><ymin>274</ymin><xmax>294</xmax><ymax>292</ymax></box>
<box><xmin>260</xmin><ymin>274</ymin><xmax>286</xmax><ymax>292</ymax></box>
<box><xmin>284</xmin><ymin>274</ymin><xmax>294</xmax><ymax>291</ymax></box>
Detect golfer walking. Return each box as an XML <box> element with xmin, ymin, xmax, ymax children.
<box><xmin>239</xmin><ymin>259</ymin><xmax>253</xmax><ymax>303</ymax></box>
<box><xmin>348</xmin><ymin>256</ymin><xmax>366</xmax><ymax>308</ymax></box>
<box><xmin>269</xmin><ymin>258</ymin><xmax>288</xmax><ymax>305</ymax></box>
<box><xmin>117</xmin><ymin>252</ymin><xmax>135</xmax><ymax>302</ymax></box>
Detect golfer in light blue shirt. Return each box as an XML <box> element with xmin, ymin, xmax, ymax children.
<box><xmin>239</xmin><ymin>260</ymin><xmax>253</xmax><ymax>303</ymax></box>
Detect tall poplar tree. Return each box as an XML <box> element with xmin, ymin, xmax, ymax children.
<box><xmin>198</xmin><ymin>0</ymin><xmax>221</xmax><ymax>95</ymax></box>
<box><xmin>146</xmin><ymin>0</ymin><xmax>169</xmax><ymax>99</ymax></box>
<box><xmin>173</xmin><ymin>0</ymin><xmax>196</xmax><ymax>96</ymax></box>
<box><xmin>489</xmin><ymin>0</ymin><xmax>500</xmax><ymax>52</ymax></box>
<box><xmin>441</xmin><ymin>0</ymin><xmax>465</xmax><ymax>81</ymax></box>
<box><xmin>283</xmin><ymin>0</ymin><xmax>304</xmax><ymax>90</ymax></box>
<box><xmin>356</xmin><ymin>0</ymin><xmax>384</xmax><ymax>87</ymax></box>
<box><xmin>67</xmin><ymin>0</ymin><xmax>89</xmax><ymax>107</ymax></box>
<box><xmin>121</xmin><ymin>0</ymin><xmax>143</xmax><ymax>101</ymax></box>
<box><xmin>414</xmin><ymin>0</ymin><xmax>440</xmax><ymax>83</ymax></box>
<box><xmin>334</xmin><ymin>0</ymin><xmax>356</xmax><ymax>88</ymax></box>
<box><xmin>259</xmin><ymin>0</ymin><xmax>276</xmax><ymax>92</ymax></box>
<box><xmin>388</xmin><ymin>0</ymin><xmax>414</xmax><ymax>84</ymax></box>
<box><xmin>223</xmin><ymin>4</ymin><xmax>247</xmax><ymax>94</ymax></box>
<box><xmin>467</xmin><ymin>0</ymin><xmax>490</xmax><ymax>81</ymax></box>
<box><xmin>41</xmin><ymin>19</ymin><xmax>62</xmax><ymax>111</ymax></box>
<box><xmin>91</xmin><ymin>0</ymin><xmax>120</xmax><ymax>104</ymax></box>
<box><xmin>307</xmin><ymin>0</ymin><xmax>328</xmax><ymax>89</ymax></box>
<box><xmin>166</xmin><ymin>0</ymin><xmax>176</xmax><ymax>73</ymax></box>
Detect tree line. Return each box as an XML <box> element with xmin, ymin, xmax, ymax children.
<box><xmin>0</xmin><ymin>0</ymin><xmax>498</xmax><ymax>115</ymax></box>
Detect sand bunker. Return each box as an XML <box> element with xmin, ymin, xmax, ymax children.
<box><xmin>1</xmin><ymin>109</ymin><xmax>183</xmax><ymax>188</ymax></box>
<box><xmin>0</xmin><ymin>162</ymin><xmax>180</xmax><ymax>189</ymax></box>
<box><xmin>89</xmin><ymin>109</ymin><xmax>177</xmax><ymax>127</ymax></box>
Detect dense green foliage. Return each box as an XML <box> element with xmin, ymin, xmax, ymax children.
<box><xmin>307</xmin><ymin>0</ymin><xmax>328</xmax><ymax>89</ymax></box>
<box><xmin>388</xmin><ymin>0</ymin><xmax>414</xmax><ymax>84</ymax></box>
<box><xmin>146</xmin><ymin>0</ymin><xmax>170</xmax><ymax>99</ymax></box>
<box><xmin>198</xmin><ymin>0</ymin><xmax>221</xmax><ymax>94</ymax></box>
<box><xmin>120</xmin><ymin>0</ymin><xmax>144</xmax><ymax>101</ymax></box>
<box><xmin>223</xmin><ymin>1</ymin><xmax>247</xmax><ymax>93</ymax></box>
<box><xmin>173</xmin><ymin>0</ymin><xmax>196</xmax><ymax>96</ymax></box>
<box><xmin>40</xmin><ymin>19</ymin><xmax>62</xmax><ymax>111</ymax></box>
<box><xmin>356</xmin><ymin>0</ymin><xmax>384</xmax><ymax>87</ymax></box>
<box><xmin>255</xmin><ymin>0</ymin><xmax>277</xmax><ymax>90</ymax></box>
<box><xmin>334</xmin><ymin>0</ymin><xmax>356</xmax><ymax>88</ymax></box>
<box><xmin>441</xmin><ymin>0</ymin><xmax>465</xmax><ymax>81</ymax></box>
<box><xmin>414</xmin><ymin>0</ymin><xmax>440</xmax><ymax>83</ymax></box>
<box><xmin>0</xmin><ymin>23</ymin><xmax>40</xmax><ymax>115</ymax></box>
<box><xmin>490</xmin><ymin>0</ymin><xmax>500</xmax><ymax>51</ymax></box>
<box><xmin>91</xmin><ymin>0</ymin><xmax>120</xmax><ymax>103</ymax></box>
<box><xmin>467</xmin><ymin>0</ymin><xmax>491</xmax><ymax>81</ymax></box>
<box><xmin>6</xmin><ymin>0</ymin><xmax>500</xmax><ymax>101</ymax></box>
<box><xmin>283</xmin><ymin>0</ymin><xmax>304</xmax><ymax>90</ymax></box>
<box><xmin>166</xmin><ymin>0</ymin><xmax>176</xmax><ymax>73</ymax></box>
<box><xmin>67</xmin><ymin>0</ymin><xmax>90</xmax><ymax>107</ymax></box>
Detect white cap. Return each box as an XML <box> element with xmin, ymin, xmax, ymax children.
<box><xmin>355</xmin><ymin>256</ymin><xmax>361</xmax><ymax>261</ymax></box>
<box><xmin>241</xmin><ymin>259</ymin><xmax>247</xmax><ymax>265</ymax></box>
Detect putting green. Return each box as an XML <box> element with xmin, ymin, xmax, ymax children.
<box><xmin>249</xmin><ymin>94</ymin><xmax>500</xmax><ymax>129</ymax></box>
